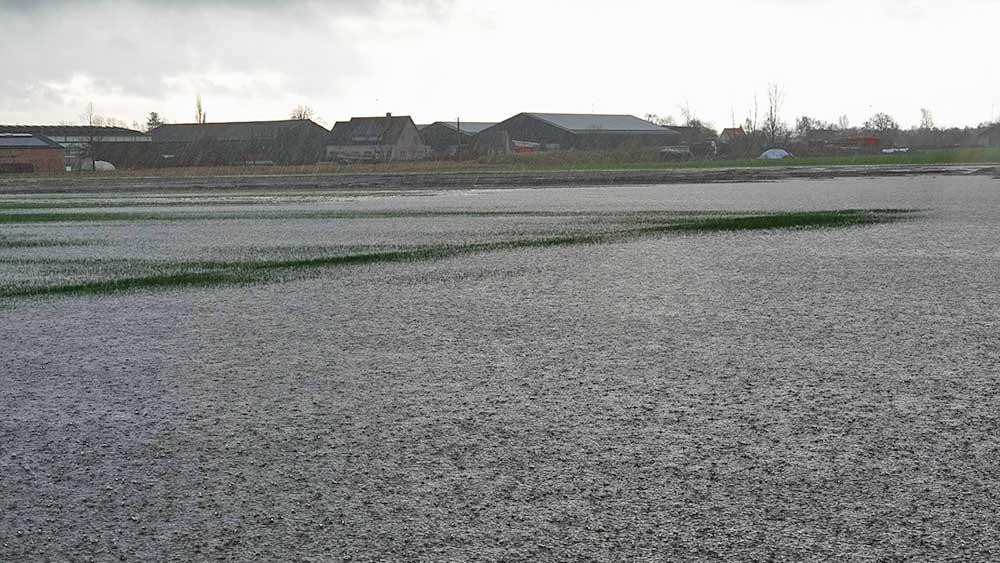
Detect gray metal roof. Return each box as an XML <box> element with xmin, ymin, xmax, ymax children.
<box><xmin>0</xmin><ymin>125</ymin><xmax>147</xmax><ymax>137</ymax></box>
<box><xmin>0</xmin><ymin>133</ymin><xmax>63</xmax><ymax>149</ymax></box>
<box><xmin>429</xmin><ymin>121</ymin><xmax>496</xmax><ymax>135</ymax></box>
<box><xmin>151</xmin><ymin>120</ymin><xmax>326</xmax><ymax>143</ymax></box>
<box><xmin>328</xmin><ymin>116</ymin><xmax>417</xmax><ymax>146</ymax></box>
<box><xmin>526</xmin><ymin>113</ymin><xmax>668</xmax><ymax>133</ymax></box>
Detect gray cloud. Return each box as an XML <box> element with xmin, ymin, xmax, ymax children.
<box><xmin>0</xmin><ymin>0</ymin><xmax>458</xmax><ymax>121</ymax></box>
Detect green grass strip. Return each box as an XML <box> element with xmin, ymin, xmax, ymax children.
<box><xmin>0</xmin><ymin>209</ymin><xmax>915</xmax><ymax>300</ymax></box>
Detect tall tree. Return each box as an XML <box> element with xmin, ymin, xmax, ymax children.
<box><xmin>836</xmin><ymin>115</ymin><xmax>851</xmax><ymax>130</ymax></box>
<box><xmin>864</xmin><ymin>112</ymin><xmax>899</xmax><ymax>133</ymax></box>
<box><xmin>743</xmin><ymin>93</ymin><xmax>760</xmax><ymax>135</ymax></box>
<box><xmin>795</xmin><ymin>116</ymin><xmax>817</xmax><ymax>138</ymax></box>
<box><xmin>146</xmin><ymin>112</ymin><xmax>165</xmax><ymax>131</ymax></box>
<box><xmin>762</xmin><ymin>83</ymin><xmax>788</xmax><ymax>144</ymax></box>
<box><xmin>919</xmin><ymin>108</ymin><xmax>935</xmax><ymax>130</ymax></box>
<box><xmin>80</xmin><ymin>102</ymin><xmax>101</xmax><ymax>127</ymax></box>
<box><xmin>678</xmin><ymin>101</ymin><xmax>697</xmax><ymax>127</ymax></box>
<box><xmin>195</xmin><ymin>95</ymin><xmax>207</xmax><ymax>124</ymax></box>
<box><xmin>77</xmin><ymin>102</ymin><xmax>103</xmax><ymax>171</ymax></box>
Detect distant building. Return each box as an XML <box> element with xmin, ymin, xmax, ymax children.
<box><xmin>419</xmin><ymin>121</ymin><xmax>496</xmax><ymax>156</ymax></box>
<box><xmin>718</xmin><ymin>127</ymin><xmax>746</xmax><ymax>144</ymax></box>
<box><xmin>150</xmin><ymin>120</ymin><xmax>329</xmax><ymax>166</ymax></box>
<box><xmin>475</xmin><ymin>113</ymin><xmax>680</xmax><ymax>153</ymax></box>
<box><xmin>978</xmin><ymin>124</ymin><xmax>1000</xmax><ymax>147</ymax></box>
<box><xmin>664</xmin><ymin>125</ymin><xmax>716</xmax><ymax>144</ymax></box>
<box><xmin>327</xmin><ymin>114</ymin><xmax>430</xmax><ymax>162</ymax></box>
<box><xmin>0</xmin><ymin>125</ymin><xmax>151</xmax><ymax>170</ymax></box>
<box><xmin>0</xmin><ymin>133</ymin><xmax>65</xmax><ymax>174</ymax></box>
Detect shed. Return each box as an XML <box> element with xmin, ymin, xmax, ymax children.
<box><xmin>420</xmin><ymin>121</ymin><xmax>495</xmax><ymax>156</ymax></box>
<box><xmin>0</xmin><ymin>133</ymin><xmax>66</xmax><ymax>174</ymax></box>
<box><xmin>0</xmin><ymin>125</ymin><xmax>150</xmax><ymax>170</ymax></box>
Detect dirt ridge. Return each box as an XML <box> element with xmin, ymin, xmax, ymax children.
<box><xmin>1</xmin><ymin>164</ymin><xmax>997</xmax><ymax>194</ymax></box>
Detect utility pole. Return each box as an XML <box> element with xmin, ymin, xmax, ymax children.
<box><xmin>457</xmin><ymin>116</ymin><xmax>461</xmax><ymax>153</ymax></box>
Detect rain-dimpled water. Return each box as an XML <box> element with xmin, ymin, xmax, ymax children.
<box><xmin>2</xmin><ymin>176</ymin><xmax>998</xmax><ymax>561</ymax></box>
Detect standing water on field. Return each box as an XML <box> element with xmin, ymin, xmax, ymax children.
<box><xmin>2</xmin><ymin>176</ymin><xmax>999</xmax><ymax>561</ymax></box>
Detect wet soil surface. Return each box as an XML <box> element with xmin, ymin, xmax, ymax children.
<box><xmin>2</xmin><ymin>177</ymin><xmax>999</xmax><ymax>561</ymax></box>
<box><xmin>1</xmin><ymin>164</ymin><xmax>997</xmax><ymax>195</ymax></box>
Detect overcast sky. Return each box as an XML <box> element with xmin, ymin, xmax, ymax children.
<box><xmin>1</xmin><ymin>0</ymin><xmax>998</xmax><ymax>130</ymax></box>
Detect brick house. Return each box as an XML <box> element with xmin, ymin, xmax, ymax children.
<box><xmin>0</xmin><ymin>133</ymin><xmax>65</xmax><ymax>174</ymax></box>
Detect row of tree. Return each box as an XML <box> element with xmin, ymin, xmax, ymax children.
<box><xmin>77</xmin><ymin>96</ymin><xmax>318</xmax><ymax>133</ymax></box>
<box><xmin>81</xmin><ymin>91</ymin><xmax>996</xmax><ymax>150</ymax></box>
<box><xmin>647</xmin><ymin>83</ymin><xmax>998</xmax><ymax>148</ymax></box>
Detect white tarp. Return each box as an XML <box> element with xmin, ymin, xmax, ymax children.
<box><xmin>758</xmin><ymin>149</ymin><xmax>793</xmax><ymax>160</ymax></box>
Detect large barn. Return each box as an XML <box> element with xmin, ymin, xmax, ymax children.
<box><xmin>150</xmin><ymin>119</ymin><xmax>329</xmax><ymax>166</ymax></box>
<box><xmin>327</xmin><ymin>114</ymin><xmax>430</xmax><ymax>162</ymax></box>
<box><xmin>419</xmin><ymin>121</ymin><xmax>496</xmax><ymax>156</ymax></box>
<box><xmin>475</xmin><ymin>113</ymin><xmax>680</xmax><ymax>153</ymax></box>
<box><xmin>0</xmin><ymin>125</ymin><xmax>151</xmax><ymax>170</ymax></box>
<box><xmin>0</xmin><ymin>133</ymin><xmax>65</xmax><ymax>174</ymax></box>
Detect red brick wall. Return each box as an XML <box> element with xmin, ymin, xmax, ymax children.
<box><xmin>0</xmin><ymin>148</ymin><xmax>65</xmax><ymax>174</ymax></box>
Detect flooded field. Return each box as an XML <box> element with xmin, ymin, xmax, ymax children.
<box><xmin>2</xmin><ymin>176</ymin><xmax>999</xmax><ymax>561</ymax></box>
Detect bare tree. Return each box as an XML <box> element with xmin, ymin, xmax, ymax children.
<box><xmin>678</xmin><ymin>101</ymin><xmax>696</xmax><ymax>127</ymax></box>
<box><xmin>80</xmin><ymin>102</ymin><xmax>98</xmax><ymax>127</ymax></box>
<box><xmin>836</xmin><ymin>114</ymin><xmax>851</xmax><ymax>130</ymax></box>
<box><xmin>920</xmin><ymin>108</ymin><xmax>935</xmax><ymax>130</ymax></box>
<box><xmin>290</xmin><ymin>105</ymin><xmax>315</xmax><ymax>120</ymax></box>
<box><xmin>195</xmin><ymin>95</ymin><xmax>207</xmax><ymax>124</ymax></box>
<box><xmin>644</xmin><ymin>113</ymin><xmax>676</xmax><ymax>126</ymax></box>
<box><xmin>743</xmin><ymin>93</ymin><xmax>759</xmax><ymax>135</ymax></box>
<box><xmin>795</xmin><ymin>116</ymin><xmax>827</xmax><ymax>138</ymax></box>
<box><xmin>762</xmin><ymin>83</ymin><xmax>788</xmax><ymax>145</ymax></box>
<box><xmin>864</xmin><ymin>112</ymin><xmax>899</xmax><ymax>133</ymax></box>
<box><xmin>77</xmin><ymin>102</ymin><xmax>103</xmax><ymax>171</ymax></box>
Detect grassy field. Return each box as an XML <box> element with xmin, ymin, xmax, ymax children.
<box><xmin>5</xmin><ymin>147</ymin><xmax>1000</xmax><ymax>180</ymax></box>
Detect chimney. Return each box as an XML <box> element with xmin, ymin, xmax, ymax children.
<box><xmin>386</xmin><ymin>112</ymin><xmax>392</xmax><ymax>118</ymax></box>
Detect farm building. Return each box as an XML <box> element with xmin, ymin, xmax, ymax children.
<box><xmin>327</xmin><ymin>114</ymin><xmax>430</xmax><ymax>162</ymax></box>
<box><xmin>978</xmin><ymin>124</ymin><xmax>1000</xmax><ymax>147</ymax></box>
<box><xmin>0</xmin><ymin>133</ymin><xmax>65</xmax><ymax>174</ymax></box>
<box><xmin>419</xmin><ymin>121</ymin><xmax>496</xmax><ymax>156</ymax></box>
<box><xmin>718</xmin><ymin>127</ymin><xmax>747</xmax><ymax>144</ymax></box>
<box><xmin>0</xmin><ymin>125</ymin><xmax>151</xmax><ymax>170</ymax></box>
<box><xmin>150</xmin><ymin>120</ymin><xmax>329</xmax><ymax>166</ymax></box>
<box><xmin>474</xmin><ymin>113</ymin><xmax>680</xmax><ymax>153</ymax></box>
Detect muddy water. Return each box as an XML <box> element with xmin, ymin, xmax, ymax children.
<box><xmin>2</xmin><ymin>176</ymin><xmax>999</xmax><ymax>561</ymax></box>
